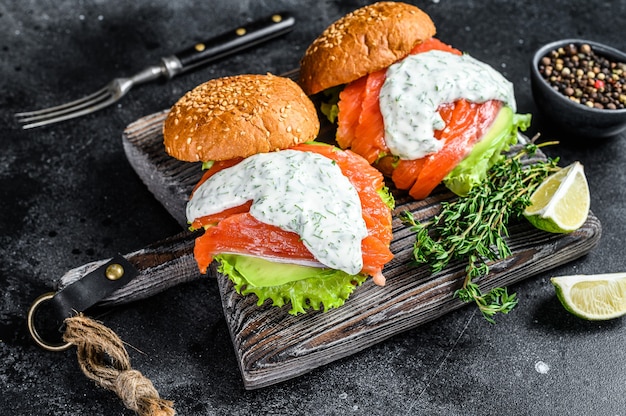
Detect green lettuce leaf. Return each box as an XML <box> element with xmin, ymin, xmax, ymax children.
<box><xmin>319</xmin><ymin>86</ymin><xmax>343</xmax><ymax>124</ymax></box>
<box><xmin>377</xmin><ymin>185</ymin><xmax>395</xmax><ymax>210</ymax></box>
<box><xmin>201</xmin><ymin>160</ymin><xmax>215</xmax><ymax>171</ymax></box>
<box><xmin>216</xmin><ymin>254</ymin><xmax>367</xmax><ymax>315</ymax></box>
<box><xmin>443</xmin><ymin>107</ymin><xmax>532</xmax><ymax>197</ymax></box>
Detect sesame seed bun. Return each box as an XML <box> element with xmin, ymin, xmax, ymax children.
<box><xmin>298</xmin><ymin>2</ymin><xmax>436</xmax><ymax>95</ymax></box>
<box><xmin>163</xmin><ymin>73</ymin><xmax>320</xmax><ymax>162</ymax></box>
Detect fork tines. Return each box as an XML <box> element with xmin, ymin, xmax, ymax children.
<box><xmin>15</xmin><ymin>85</ymin><xmax>116</xmax><ymax>129</ymax></box>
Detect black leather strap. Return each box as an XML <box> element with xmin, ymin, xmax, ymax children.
<box><xmin>49</xmin><ymin>254</ymin><xmax>138</xmax><ymax>324</ymax></box>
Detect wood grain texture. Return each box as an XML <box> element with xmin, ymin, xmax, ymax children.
<box><xmin>58</xmin><ymin>230</ymin><xmax>206</xmax><ymax>307</ymax></box>
<box><xmin>122</xmin><ymin>110</ymin><xmax>200</xmax><ymax>227</ymax></box>
<box><xmin>121</xmin><ymin>104</ymin><xmax>602</xmax><ymax>389</ymax></box>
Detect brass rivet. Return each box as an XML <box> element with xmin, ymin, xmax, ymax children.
<box><xmin>236</xmin><ymin>27</ymin><xmax>246</xmax><ymax>36</ymax></box>
<box><xmin>105</xmin><ymin>263</ymin><xmax>124</xmax><ymax>281</ymax></box>
<box><xmin>271</xmin><ymin>14</ymin><xmax>282</xmax><ymax>23</ymax></box>
<box><xmin>194</xmin><ymin>43</ymin><xmax>206</xmax><ymax>52</ymax></box>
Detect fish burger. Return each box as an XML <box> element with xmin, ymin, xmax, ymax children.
<box><xmin>299</xmin><ymin>2</ymin><xmax>531</xmax><ymax>199</ymax></box>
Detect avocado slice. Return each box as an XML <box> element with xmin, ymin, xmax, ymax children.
<box><xmin>443</xmin><ymin>107</ymin><xmax>531</xmax><ymax>196</ymax></box>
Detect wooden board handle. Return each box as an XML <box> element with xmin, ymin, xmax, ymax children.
<box><xmin>57</xmin><ymin>230</ymin><xmax>207</xmax><ymax>308</ymax></box>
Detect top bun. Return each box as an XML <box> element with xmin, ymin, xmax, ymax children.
<box><xmin>164</xmin><ymin>73</ymin><xmax>320</xmax><ymax>162</ymax></box>
<box><xmin>298</xmin><ymin>2</ymin><xmax>436</xmax><ymax>95</ymax></box>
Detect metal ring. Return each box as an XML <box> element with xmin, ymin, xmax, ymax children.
<box><xmin>27</xmin><ymin>292</ymin><xmax>73</xmax><ymax>352</ymax></box>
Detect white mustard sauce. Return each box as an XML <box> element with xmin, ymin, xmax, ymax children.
<box><xmin>186</xmin><ymin>149</ymin><xmax>368</xmax><ymax>275</ymax></box>
<box><xmin>379</xmin><ymin>50</ymin><xmax>517</xmax><ymax>160</ymax></box>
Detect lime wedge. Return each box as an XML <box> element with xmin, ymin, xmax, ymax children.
<box><xmin>523</xmin><ymin>161</ymin><xmax>590</xmax><ymax>233</ymax></box>
<box><xmin>551</xmin><ymin>273</ymin><xmax>626</xmax><ymax>320</ymax></box>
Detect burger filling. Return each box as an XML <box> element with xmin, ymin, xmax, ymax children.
<box><xmin>187</xmin><ymin>149</ymin><xmax>368</xmax><ymax>275</ymax></box>
<box><xmin>319</xmin><ymin>39</ymin><xmax>531</xmax><ymax>199</ymax></box>
<box><xmin>185</xmin><ymin>144</ymin><xmax>394</xmax><ymax>314</ymax></box>
<box><xmin>379</xmin><ymin>50</ymin><xmax>517</xmax><ymax>160</ymax></box>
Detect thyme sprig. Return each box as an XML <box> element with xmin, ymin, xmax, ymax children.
<box><xmin>401</xmin><ymin>138</ymin><xmax>560</xmax><ymax>323</ymax></box>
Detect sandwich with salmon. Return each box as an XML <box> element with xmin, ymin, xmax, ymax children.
<box><xmin>163</xmin><ymin>73</ymin><xmax>394</xmax><ymax>315</ymax></box>
<box><xmin>299</xmin><ymin>1</ymin><xmax>530</xmax><ymax>200</ymax></box>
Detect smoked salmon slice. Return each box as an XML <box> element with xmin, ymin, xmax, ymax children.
<box><xmin>335</xmin><ymin>37</ymin><xmax>503</xmax><ymax>199</ymax></box>
<box><xmin>401</xmin><ymin>99</ymin><xmax>502</xmax><ymax>200</ymax></box>
<box><xmin>190</xmin><ymin>143</ymin><xmax>393</xmax><ymax>278</ymax></box>
<box><xmin>352</xmin><ymin>69</ymin><xmax>387</xmax><ymax>164</ymax></box>
<box><xmin>194</xmin><ymin>213</ymin><xmax>392</xmax><ymax>277</ymax></box>
<box><xmin>336</xmin><ymin>76</ymin><xmax>367</xmax><ymax>150</ymax></box>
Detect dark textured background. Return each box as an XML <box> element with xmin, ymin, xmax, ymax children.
<box><xmin>2</xmin><ymin>1</ymin><xmax>625</xmax><ymax>415</ymax></box>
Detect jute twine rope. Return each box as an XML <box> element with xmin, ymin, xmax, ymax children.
<box><xmin>63</xmin><ymin>314</ymin><xmax>175</xmax><ymax>416</ymax></box>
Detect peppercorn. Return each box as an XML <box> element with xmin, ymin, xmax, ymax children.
<box><xmin>537</xmin><ymin>43</ymin><xmax>626</xmax><ymax>110</ymax></box>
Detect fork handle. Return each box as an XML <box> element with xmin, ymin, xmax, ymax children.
<box><xmin>161</xmin><ymin>12</ymin><xmax>295</xmax><ymax>78</ymax></box>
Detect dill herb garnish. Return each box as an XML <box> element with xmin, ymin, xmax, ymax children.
<box><xmin>401</xmin><ymin>138</ymin><xmax>560</xmax><ymax>323</ymax></box>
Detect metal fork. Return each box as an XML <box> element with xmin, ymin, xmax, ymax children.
<box><xmin>15</xmin><ymin>12</ymin><xmax>295</xmax><ymax>129</ymax></box>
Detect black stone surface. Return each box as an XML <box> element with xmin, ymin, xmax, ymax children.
<box><xmin>2</xmin><ymin>1</ymin><xmax>626</xmax><ymax>415</ymax></box>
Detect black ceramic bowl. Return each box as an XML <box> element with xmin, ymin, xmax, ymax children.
<box><xmin>530</xmin><ymin>39</ymin><xmax>626</xmax><ymax>138</ymax></box>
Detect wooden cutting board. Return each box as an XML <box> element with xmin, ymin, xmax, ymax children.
<box><xmin>122</xmin><ymin>109</ymin><xmax>601</xmax><ymax>389</ymax></box>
